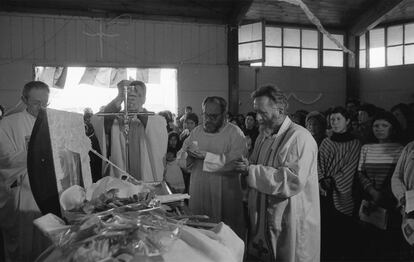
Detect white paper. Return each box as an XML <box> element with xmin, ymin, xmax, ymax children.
<box><xmin>405</xmin><ymin>190</ymin><xmax>414</xmax><ymax>213</ymax></box>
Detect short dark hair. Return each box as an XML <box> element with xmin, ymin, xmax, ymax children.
<box><xmin>391</xmin><ymin>103</ymin><xmax>412</xmax><ymax>121</ymax></box>
<box><xmin>306</xmin><ymin>111</ymin><xmax>327</xmax><ymax>131</ymax></box>
<box><xmin>246</xmin><ymin>111</ymin><xmax>256</xmax><ymax>119</ymax></box>
<box><xmin>185</xmin><ymin>106</ymin><xmax>192</xmax><ymax>111</ymax></box>
<box><xmin>331</xmin><ymin>106</ymin><xmax>351</xmax><ymax>120</ymax></box>
<box><xmin>251</xmin><ymin>84</ymin><xmax>288</xmax><ymax>112</ymax></box>
<box><xmin>158</xmin><ymin>110</ymin><xmax>173</xmax><ymax>123</ymax></box>
<box><xmin>130</xmin><ymin>80</ymin><xmax>146</xmax><ymax>94</ymax></box>
<box><xmin>184</xmin><ymin>112</ymin><xmax>199</xmax><ymax>125</ymax></box>
<box><xmin>202</xmin><ymin>96</ymin><xmax>227</xmax><ymax>114</ymax></box>
<box><xmin>22</xmin><ymin>81</ymin><xmax>49</xmax><ymax>98</ymax></box>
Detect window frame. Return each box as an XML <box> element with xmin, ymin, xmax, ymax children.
<box><xmin>264</xmin><ymin>25</ymin><xmax>320</xmax><ymax>69</ymax></box>
<box><xmin>359</xmin><ymin>22</ymin><xmax>414</xmax><ymax>68</ymax></box>
<box><xmin>321</xmin><ymin>32</ymin><xmax>346</xmax><ymax>68</ymax></box>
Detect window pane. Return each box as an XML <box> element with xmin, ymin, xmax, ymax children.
<box><xmin>283</xmin><ymin>48</ymin><xmax>300</xmax><ymax>66</ymax></box>
<box><xmin>302</xmin><ymin>30</ymin><xmax>318</xmax><ymax>48</ymax></box>
<box><xmin>404</xmin><ymin>23</ymin><xmax>414</xmax><ymax>44</ymax></box>
<box><xmin>359</xmin><ymin>50</ymin><xmax>366</xmax><ymax>68</ymax></box>
<box><xmin>238</xmin><ymin>22</ymin><xmax>262</xmax><ymax>43</ymax></box>
<box><xmin>301</xmin><ymin>49</ymin><xmax>318</xmax><ymax>68</ymax></box>
<box><xmin>323</xmin><ymin>50</ymin><xmax>343</xmax><ymax>67</ymax></box>
<box><xmin>360</xmin><ymin>34</ymin><xmax>366</xmax><ymax>50</ymax></box>
<box><xmin>323</xmin><ymin>34</ymin><xmax>343</xmax><ymax>50</ymax></box>
<box><xmin>369</xmin><ymin>46</ymin><xmax>385</xmax><ymax>68</ymax></box>
<box><xmin>239</xmin><ymin>42</ymin><xmax>263</xmax><ymax>62</ymax></box>
<box><xmin>265</xmin><ymin>47</ymin><xmax>282</xmax><ymax>67</ymax></box>
<box><xmin>387</xmin><ymin>46</ymin><xmax>403</xmax><ymax>66</ymax></box>
<box><xmin>283</xmin><ymin>28</ymin><xmax>300</xmax><ymax>47</ymax></box>
<box><xmin>266</xmin><ymin>27</ymin><xmax>281</xmax><ymax>46</ymax></box>
<box><xmin>387</xmin><ymin>25</ymin><xmax>403</xmax><ymax>46</ymax></box>
<box><xmin>404</xmin><ymin>44</ymin><xmax>414</xmax><ymax>64</ymax></box>
<box><xmin>370</xmin><ymin>28</ymin><xmax>385</xmax><ymax>48</ymax></box>
<box><xmin>250</xmin><ymin>62</ymin><xmax>263</xmax><ymax>67</ymax></box>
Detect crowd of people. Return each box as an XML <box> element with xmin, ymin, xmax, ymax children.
<box><xmin>155</xmin><ymin>94</ymin><xmax>414</xmax><ymax>261</ymax></box>
<box><xmin>1</xmin><ymin>80</ymin><xmax>414</xmax><ymax>261</ymax></box>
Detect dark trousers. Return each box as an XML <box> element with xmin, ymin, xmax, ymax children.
<box><xmin>320</xmin><ymin>195</ymin><xmax>362</xmax><ymax>261</ymax></box>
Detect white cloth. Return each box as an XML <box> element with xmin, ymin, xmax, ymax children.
<box><xmin>97</xmin><ymin>115</ymin><xmax>168</xmax><ymax>182</ymax></box>
<box><xmin>246</xmin><ymin>117</ymin><xmax>320</xmax><ymax>262</ymax></box>
<box><xmin>392</xmin><ymin>141</ymin><xmax>414</xmax><ymax>207</ymax></box>
<box><xmin>179</xmin><ymin>123</ymin><xmax>247</xmax><ymax>237</ymax></box>
<box><xmin>46</xmin><ymin>109</ymin><xmax>93</xmax><ymax>194</ymax></box>
<box><xmin>0</xmin><ymin>110</ymin><xmax>49</xmax><ymax>261</ymax></box>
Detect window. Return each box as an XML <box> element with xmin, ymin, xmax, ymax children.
<box><xmin>238</xmin><ymin>22</ymin><xmax>264</xmax><ymax>63</ymax></box>
<box><xmin>238</xmin><ymin>22</ymin><xmax>347</xmax><ymax>68</ymax></box>
<box><xmin>359</xmin><ymin>34</ymin><xmax>366</xmax><ymax>68</ymax></box>
<box><xmin>35</xmin><ymin>66</ymin><xmax>178</xmax><ymax>114</ymax></box>
<box><xmin>359</xmin><ymin>22</ymin><xmax>414</xmax><ymax>68</ymax></box>
<box><xmin>370</xmin><ymin>28</ymin><xmax>385</xmax><ymax>68</ymax></box>
<box><xmin>265</xmin><ymin>26</ymin><xmax>318</xmax><ymax>68</ymax></box>
<box><xmin>322</xmin><ymin>34</ymin><xmax>344</xmax><ymax>67</ymax></box>
<box><xmin>387</xmin><ymin>25</ymin><xmax>403</xmax><ymax>66</ymax></box>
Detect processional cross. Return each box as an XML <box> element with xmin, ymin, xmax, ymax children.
<box><xmin>96</xmin><ymin>86</ymin><xmax>154</xmax><ymax>174</ymax></box>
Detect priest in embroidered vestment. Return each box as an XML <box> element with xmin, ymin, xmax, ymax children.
<box><xmin>100</xmin><ymin>80</ymin><xmax>167</xmax><ymax>182</ymax></box>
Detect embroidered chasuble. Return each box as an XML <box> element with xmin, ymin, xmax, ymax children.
<box><xmin>128</xmin><ymin>119</ymin><xmax>143</xmax><ymax>180</ymax></box>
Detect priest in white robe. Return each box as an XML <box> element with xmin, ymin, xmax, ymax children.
<box><xmin>233</xmin><ymin>85</ymin><xmax>320</xmax><ymax>262</ymax></box>
<box><xmin>99</xmin><ymin>80</ymin><xmax>167</xmax><ymax>181</ymax></box>
<box><xmin>0</xmin><ymin>81</ymin><xmax>50</xmax><ymax>261</ymax></box>
<box><xmin>179</xmin><ymin>96</ymin><xmax>247</xmax><ymax>238</ymax></box>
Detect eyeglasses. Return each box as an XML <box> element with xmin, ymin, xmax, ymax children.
<box><xmin>27</xmin><ymin>99</ymin><xmax>50</xmax><ymax>108</ymax></box>
<box><xmin>202</xmin><ymin>113</ymin><xmax>222</xmax><ymax>120</ymax></box>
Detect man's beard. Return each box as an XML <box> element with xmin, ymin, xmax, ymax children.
<box><xmin>203</xmin><ymin>120</ymin><xmax>223</xmax><ymax>133</ymax></box>
<box><xmin>258</xmin><ymin>115</ymin><xmax>280</xmax><ymax>133</ymax></box>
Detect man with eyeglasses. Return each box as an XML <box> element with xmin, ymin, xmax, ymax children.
<box><xmin>0</xmin><ymin>81</ymin><xmax>50</xmax><ymax>261</ymax></box>
<box><xmin>178</xmin><ymin>96</ymin><xmax>247</xmax><ymax>238</ymax></box>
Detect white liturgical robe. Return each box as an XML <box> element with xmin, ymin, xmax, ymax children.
<box><xmin>0</xmin><ymin>110</ymin><xmax>49</xmax><ymax>261</ymax></box>
<box><xmin>246</xmin><ymin>117</ymin><xmax>320</xmax><ymax>262</ymax></box>
<box><xmin>179</xmin><ymin>122</ymin><xmax>247</xmax><ymax>238</ymax></box>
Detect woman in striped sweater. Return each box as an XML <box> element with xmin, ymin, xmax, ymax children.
<box><xmin>358</xmin><ymin>111</ymin><xmax>405</xmax><ymax>260</ymax></box>
<box><xmin>318</xmin><ymin>106</ymin><xmax>361</xmax><ymax>261</ymax></box>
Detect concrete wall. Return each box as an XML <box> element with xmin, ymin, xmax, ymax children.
<box><xmin>239</xmin><ymin>66</ymin><xmax>347</xmax><ymax>114</ymax></box>
<box><xmin>359</xmin><ymin>65</ymin><xmax>414</xmax><ymax>110</ymax></box>
<box><xmin>0</xmin><ymin>13</ymin><xmax>227</xmax><ymax>116</ymax></box>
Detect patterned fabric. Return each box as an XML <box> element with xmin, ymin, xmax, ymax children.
<box><xmin>46</xmin><ymin>109</ymin><xmax>93</xmax><ymax>193</ymax></box>
<box><xmin>392</xmin><ymin>141</ymin><xmax>414</xmax><ymax>205</ymax></box>
<box><xmin>358</xmin><ymin>143</ymin><xmax>403</xmax><ymax>191</ymax></box>
<box><xmin>318</xmin><ymin>136</ymin><xmax>361</xmax><ymax>216</ymax></box>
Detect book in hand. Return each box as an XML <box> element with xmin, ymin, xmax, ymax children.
<box><xmin>359</xmin><ymin>200</ymin><xmax>388</xmax><ymax>230</ymax></box>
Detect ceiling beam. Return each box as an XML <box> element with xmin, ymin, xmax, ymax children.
<box><xmin>228</xmin><ymin>0</ymin><xmax>254</xmax><ymax>24</ymax></box>
<box><xmin>349</xmin><ymin>0</ymin><xmax>405</xmax><ymax>36</ymax></box>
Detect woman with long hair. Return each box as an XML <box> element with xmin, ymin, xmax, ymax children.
<box><xmin>358</xmin><ymin>111</ymin><xmax>405</xmax><ymax>260</ymax></box>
